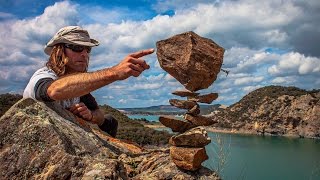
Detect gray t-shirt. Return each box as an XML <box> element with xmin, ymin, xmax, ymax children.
<box><xmin>23</xmin><ymin>67</ymin><xmax>80</xmax><ymax>108</ymax></box>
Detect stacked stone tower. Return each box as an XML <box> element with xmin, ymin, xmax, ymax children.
<box><xmin>156</xmin><ymin>31</ymin><xmax>225</xmax><ymax>171</ymax></box>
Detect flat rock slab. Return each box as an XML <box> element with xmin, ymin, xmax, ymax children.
<box><xmin>156</xmin><ymin>31</ymin><xmax>225</xmax><ymax>92</ymax></box>
<box><xmin>169</xmin><ymin>127</ymin><xmax>211</xmax><ymax>147</ymax></box>
<box><xmin>185</xmin><ymin>114</ymin><xmax>217</xmax><ymax>126</ymax></box>
<box><xmin>188</xmin><ymin>93</ymin><xmax>219</xmax><ymax>104</ymax></box>
<box><xmin>169</xmin><ymin>99</ymin><xmax>198</xmax><ymax>110</ymax></box>
<box><xmin>172</xmin><ymin>90</ymin><xmax>200</xmax><ymax>97</ymax></box>
<box><xmin>170</xmin><ymin>146</ymin><xmax>208</xmax><ymax>171</ymax></box>
<box><xmin>159</xmin><ymin>116</ymin><xmax>196</xmax><ymax>133</ymax></box>
<box><xmin>187</xmin><ymin>104</ymin><xmax>200</xmax><ymax>116</ymax></box>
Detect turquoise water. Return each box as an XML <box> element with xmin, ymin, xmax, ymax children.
<box><xmin>128</xmin><ymin>114</ymin><xmax>184</xmax><ymax>121</ymax></box>
<box><xmin>129</xmin><ymin>115</ymin><xmax>320</xmax><ymax>179</ymax></box>
<box><xmin>128</xmin><ymin>115</ymin><xmax>160</xmax><ymax>122</ymax></box>
<box><xmin>204</xmin><ymin>132</ymin><xmax>320</xmax><ymax>180</ymax></box>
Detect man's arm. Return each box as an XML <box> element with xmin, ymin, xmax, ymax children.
<box><xmin>47</xmin><ymin>49</ymin><xmax>154</xmax><ymax>100</ymax></box>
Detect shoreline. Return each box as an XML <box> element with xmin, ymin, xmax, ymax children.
<box><xmin>144</xmin><ymin>124</ymin><xmax>320</xmax><ymax>140</ymax></box>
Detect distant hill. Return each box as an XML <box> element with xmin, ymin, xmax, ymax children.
<box><xmin>0</xmin><ymin>93</ymin><xmax>22</xmax><ymax>117</ymax></box>
<box><xmin>118</xmin><ymin>104</ymin><xmax>222</xmax><ymax>115</ymax></box>
<box><xmin>99</xmin><ymin>104</ymin><xmax>171</xmax><ymax>146</ymax></box>
<box><xmin>210</xmin><ymin>85</ymin><xmax>320</xmax><ymax>138</ymax></box>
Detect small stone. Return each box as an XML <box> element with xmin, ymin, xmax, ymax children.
<box><xmin>187</xmin><ymin>104</ymin><xmax>200</xmax><ymax>116</ymax></box>
<box><xmin>159</xmin><ymin>116</ymin><xmax>196</xmax><ymax>133</ymax></box>
<box><xmin>169</xmin><ymin>99</ymin><xmax>198</xmax><ymax>110</ymax></box>
<box><xmin>169</xmin><ymin>127</ymin><xmax>211</xmax><ymax>147</ymax></box>
<box><xmin>170</xmin><ymin>146</ymin><xmax>208</xmax><ymax>171</ymax></box>
<box><xmin>188</xmin><ymin>93</ymin><xmax>218</xmax><ymax>104</ymax></box>
<box><xmin>172</xmin><ymin>90</ymin><xmax>200</xmax><ymax>97</ymax></box>
<box><xmin>184</xmin><ymin>114</ymin><xmax>217</xmax><ymax>126</ymax></box>
<box><xmin>156</xmin><ymin>31</ymin><xmax>225</xmax><ymax>91</ymax></box>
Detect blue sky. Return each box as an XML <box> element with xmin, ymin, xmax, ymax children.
<box><xmin>0</xmin><ymin>0</ymin><xmax>319</xmax><ymax>108</ymax></box>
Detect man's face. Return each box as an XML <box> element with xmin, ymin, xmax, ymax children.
<box><xmin>64</xmin><ymin>45</ymin><xmax>91</xmax><ymax>73</ymax></box>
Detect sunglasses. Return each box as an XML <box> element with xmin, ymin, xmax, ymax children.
<box><xmin>64</xmin><ymin>44</ymin><xmax>92</xmax><ymax>53</ymax></box>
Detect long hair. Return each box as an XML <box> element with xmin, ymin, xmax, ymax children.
<box><xmin>46</xmin><ymin>44</ymin><xmax>69</xmax><ymax>76</ymax></box>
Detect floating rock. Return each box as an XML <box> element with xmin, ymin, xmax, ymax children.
<box><xmin>169</xmin><ymin>99</ymin><xmax>198</xmax><ymax>110</ymax></box>
<box><xmin>172</xmin><ymin>90</ymin><xmax>200</xmax><ymax>97</ymax></box>
<box><xmin>185</xmin><ymin>114</ymin><xmax>217</xmax><ymax>126</ymax></box>
<box><xmin>188</xmin><ymin>93</ymin><xmax>219</xmax><ymax>104</ymax></box>
<box><xmin>187</xmin><ymin>104</ymin><xmax>200</xmax><ymax>116</ymax></box>
<box><xmin>170</xmin><ymin>146</ymin><xmax>208</xmax><ymax>171</ymax></box>
<box><xmin>159</xmin><ymin>116</ymin><xmax>196</xmax><ymax>133</ymax></box>
<box><xmin>169</xmin><ymin>127</ymin><xmax>211</xmax><ymax>147</ymax></box>
<box><xmin>156</xmin><ymin>31</ymin><xmax>225</xmax><ymax>92</ymax></box>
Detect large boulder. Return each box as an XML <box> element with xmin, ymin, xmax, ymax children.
<box><xmin>156</xmin><ymin>31</ymin><xmax>224</xmax><ymax>92</ymax></box>
<box><xmin>170</xmin><ymin>146</ymin><xmax>209</xmax><ymax>171</ymax></box>
<box><xmin>0</xmin><ymin>98</ymin><xmax>220</xmax><ymax>179</ymax></box>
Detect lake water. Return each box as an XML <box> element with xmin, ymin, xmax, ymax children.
<box><xmin>204</xmin><ymin>133</ymin><xmax>320</xmax><ymax>180</ymax></box>
<box><xmin>128</xmin><ymin>115</ymin><xmax>161</xmax><ymax>122</ymax></box>
<box><xmin>128</xmin><ymin>115</ymin><xmax>320</xmax><ymax>179</ymax></box>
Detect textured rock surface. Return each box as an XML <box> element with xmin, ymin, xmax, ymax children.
<box><xmin>185</xmin><ymin>114</ymin><xmax>217</xmax><ymax>126</ymax></box>
<box><xmin>172</xmin><ymin>90</ymin><xmax>200</xmax><ymax>97</ymax></box>
<box><xmin>169</xmin><ymin>127</ymin><xmax>211</xmax><ymax>147</ymax></box>
<box><xmin>170</xmin><ymin>146</ymin><xmax>209</xmax><ymax>171</ymax></box>
<box><xmin>210</xmin><ymin>86</ymin><xmax>320</xmax><ymax>138</ymax></box>
<box><xmin>156</xmin><ymin>31</ymin><xmax>224</xmax><ymax>92</ymax></box>
<box><xmin>0</xmin><ymin>98</ymin><xmax>125</xmax><ymax>179</ymax></box>
<box><xmin>169</xmin><ymin>99</ymin><xmax>198</xmax><ymax>110</ymax></box>
<box><xmin>134</xmin><ymin>151</ymin><xmax>220</xmax><ymax>179</ymax></box>
<box><xmin>159</xmin><ymin>116</ymin><xmax>196</xmax><ymax>133</ymax></box>
<box><xmin>188</xmin><ymin>104</ymin><xmax>200</xmax><ymax>116</ymax></box>
<box><xmin>188</xmin><ymin>93</ymin><xmax>219</xmax><ymax>104</ymax></box>
<box><xmin>0</xmin><ymin>98</ymin><xmax>220</xmax><ymax>179</ymax></box>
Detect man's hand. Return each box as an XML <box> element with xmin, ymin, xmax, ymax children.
<box><xmin>68</xmin><ymin>103</ymin><xmax>93</xmax><ymax>121</ymax></box>
<box><xmin>112</xmin><ymin>48</ymin><xmax>154</xmax><ymax>80</ymax></box>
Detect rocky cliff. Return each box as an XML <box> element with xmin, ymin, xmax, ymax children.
<box><xmin>0</xmin><ymin>98</ymin><xmax>220</xmax><ymax>179</ymax></box>
<box><xmin>211</xmin><ymin>86</ymin><xmax>320</xmax><ymax>138</ymax></box>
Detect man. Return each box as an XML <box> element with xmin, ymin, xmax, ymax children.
<box><xmin>23</xmin><ymin>26</ymin><xmax>154</xmax><ymax>137</ymax></box>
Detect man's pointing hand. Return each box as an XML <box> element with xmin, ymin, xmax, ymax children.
<box><xmin>112</xmin><ymin>48</ymin><xmax>155</xmax><ymax>80</ymax></box>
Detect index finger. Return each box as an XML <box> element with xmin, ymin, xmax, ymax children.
<box><xmin>129</xmin><ymin>48</ymin><xmax>155</xmax><ymax>58</ymax></box>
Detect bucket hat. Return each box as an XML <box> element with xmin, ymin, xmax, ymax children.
<box><xmin>44</xmin><ymin>26</ymin><xmax>99</xmax><ymax>55</ymax></box>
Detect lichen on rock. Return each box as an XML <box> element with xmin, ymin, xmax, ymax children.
<box><xmin>0</xmin><ymin>98</ymin><xmax>220</xmax><ymax>179</ymax></box>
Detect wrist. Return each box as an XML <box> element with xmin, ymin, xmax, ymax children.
<box><xmin>89</xmin><ymin>113</ymin><xmax>94</xmax><ymax>121</ymax></box>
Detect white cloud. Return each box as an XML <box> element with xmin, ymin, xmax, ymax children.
<box><xmin>243</xmin><ymin>85</ymin><xmax>263</xmax><ymax>93</ymax></box>
<box><xmin>271</xmin><ymin>77</ymin><xmax>295</xmax><ymax>84</ymax></box>
<box><xmin>268</xmin><ymin>52</ymin><xmax>320</xmax><ymax>76</ymax></box>
<box><xmin>131</xmin><ymin>83</ymin><xmax>163</xmax><ymax>90</ymax></box>
<box><xmin>234</xmin><ymin>76</ymin><xmax>264</xmax><ymax>85</ymax></box>
<box><xmin>1</xmin><ymin>0</ymin><xmax>319</xmax><ymax>107</ymax></box>
<box><xmin>118</xmin><ymin>99</ymin><xmax>127</xmax><ymax>104</ymax></box>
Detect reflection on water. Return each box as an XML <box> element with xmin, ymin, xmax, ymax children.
<box><xmin>204</xmin><ymin>132</ymin><xmax>320</xmax><ymax>180</ymax></box>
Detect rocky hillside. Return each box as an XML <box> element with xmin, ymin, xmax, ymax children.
<box><xmin>0</xmin><ymin>98</ymin><xmax>220</xmax><ymax>179</ymax></box>
<box><xmin>100</xmin><ymin>104</ymin><xmax>171</xmax><ymax>146</ymax></box>
<box><xmin>0</xmin><ymin>93</ymin><xmax>171</xmax><ymax>146</ymax></box>
<box><xmin>211</xmin><ymin>86</ymin><xmax>320</xmax><ymax>138</ymax></box>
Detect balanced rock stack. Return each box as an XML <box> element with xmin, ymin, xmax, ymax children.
<box><xmin>156</xmin><ymin>31</ymin><xmax>225</xmax><ymax>171</ymax></box>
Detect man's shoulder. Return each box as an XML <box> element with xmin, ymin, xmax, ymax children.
<box><xmin>32</xmin><ymin>67</ymin><xmax>57</xmax><ymax>79</ymax></box>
